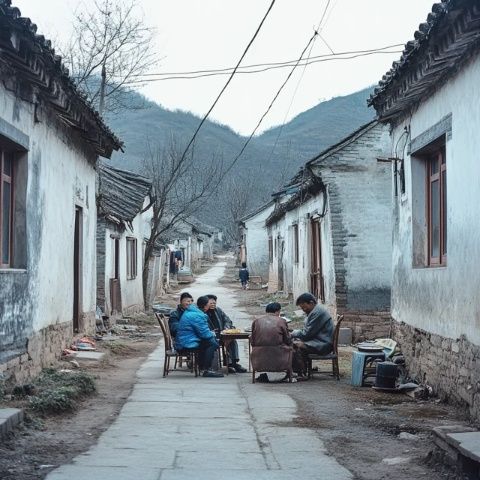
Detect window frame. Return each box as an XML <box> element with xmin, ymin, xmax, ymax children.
<box><xmin>292</xmin><ymin>223</ymin><xmax>299</xmax><ymax>264</ymax></box>
<box><xmin>426</xmin><ymin>146</ymin><xmax>447</xmax><ymax>267</ymax></box>
<box><xmin>0</xmin><ymin>148</ymin><xmax>14</xmax><ymax>268</ymax></box>
<box><xmin>268</xmin><ymin>236</ymin><xmax>273</xmax><ymax>264</ymax></box>
<box><xmin>126</xmin><ymin>237</ymin><xmax>138</xmax><ymax>280</ymax></box>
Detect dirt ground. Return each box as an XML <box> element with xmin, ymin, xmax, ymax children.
<box><xmin>0</xmin><ymin>260</ymin><xmax>474</xmax><ymax>480</ymax></box>
<box><xmin>0</xmin><ymin>316</ymin><xmax>164</xmax><ymax>480</ymax></box>
<box><xmin>222</xmin><ymin>261</ymin><xmax>471</xmax><ymax>480</ymax></box>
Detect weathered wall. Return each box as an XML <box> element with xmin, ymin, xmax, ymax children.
<box><xmin>390</xmin><ymin>53</ymin><xmax>480</xmax><ymax>346</ymax></box>
<box><xmin>310</xmin><ymin>123</ymin><xmax>392</xmax><ymax>315</ymax></box>
<box><xmin>0</xmin><ymin>82</ymin><xmax>97</xmax><ymax>371</ymax></box>
<box><xmin>267</xmin><ymin>194</ymin><xmax>336</xmax><ymax>307</ymax></box>
<box><xmin>243</xmin><ymin>203</ymin><xmax>274</xmax><ymax>281</ymax></box>
<box><xmin>393</xmin><ymin>320</ymin><xmax>480</xmax><ymax>420</ymax></box>
<box><xmin>102</xmin><ymin>210</ymin><xmax>146</xmax><ymax>316</ymax></box>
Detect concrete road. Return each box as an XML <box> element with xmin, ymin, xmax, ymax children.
<box><xmin>46</xmin><ymin>261</ymin><xmax>353</xmax><ymax>480</ymax></box>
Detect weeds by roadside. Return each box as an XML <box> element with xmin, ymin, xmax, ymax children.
<box><xmin>102</xmin><ymin>340</ymin><xmax>136</xmax><ymax>356</ymax></box>
<box><xmin>7</xmin><ymin>369</ymin><xmax>97</xmax><ymax>415</ymax></box>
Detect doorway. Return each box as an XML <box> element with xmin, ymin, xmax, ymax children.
<box><xmin>73</xmin><ymin>207</ymin><xmax>83</xmax><ymax>333</ymax></box>
<box><xmin>310</xmin><ymin>219</ymin><xmax>325</xmax><ymax>302</ymax></box>
<box><xmin>277</xmin><ymin>237</ymin><xmax>284</xmax><ymax>291</ymax></box>
<box><xmin>110</xmin><ymin>238</ymin><xmax>122</xmax><ymax>314</ymax></box>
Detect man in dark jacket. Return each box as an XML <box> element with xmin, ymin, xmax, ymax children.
<box><xmin>175</xmin><ymin>296</ymin><xmax>223</xmax><ymax>378</ymax></box>
<box><xmin>206</xmin><ymin>294</ymin><xmax>247</xmax><ymax>373</ymax></box>
<box><xmin>291</xmin><ymin>293</ymin><xmax>334</xmax><ymax>378</ymax></box>
<box><xmin>168</xmin><ymin>292</ymin><xmax>193</xmax><ymax>338</ymax></box>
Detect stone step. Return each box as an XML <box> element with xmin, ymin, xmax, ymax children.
<box><xmin>433</xmin><ymin>425</ymin><xmax>480</xmax><ymax>477</ymax></box>
<box><xmin>0</xmin><ymin>408</ymin><xmax>24</xmax><ymax>439</ymax></box>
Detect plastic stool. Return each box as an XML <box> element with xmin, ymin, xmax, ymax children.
<box><xmin>351</xmin><ymin>351</ymin><xmax>386</xmax><ymax>386</ymax></box>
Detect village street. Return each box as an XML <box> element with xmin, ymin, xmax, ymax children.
<box><xmin>44</xmin><ymin>260</ymin><xmax>461</xmax><ymax>480</ymax></box>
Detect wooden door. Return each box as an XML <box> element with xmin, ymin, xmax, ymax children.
<box><xmin>310</xmin><ymin>220</ymin><xmax>325</xmax><ymax>302</ymax></box>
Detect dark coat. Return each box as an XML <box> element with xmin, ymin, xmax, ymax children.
<box><xmin>239</xmin><ymin>268</ymin><xmax>249</xmax><ymax>282</ymax></box>
<box><xmin>207</xmin><ymin>307</ymin><xmax>232</xmax><ymax>334</ymax></box>
<box><xmin>168</xmin><ymin>305</ymin><xmax>185</xmax><ymax>337</ymax></box>
<box><xmin>291</xmin><ymin>304</ymin><xmax>333</xmax><ymax>354</ymax></box>
<box><xmin>251</xmin><ymin>314</ymin><xmax>293</xmax><ymax>372</ymax></box>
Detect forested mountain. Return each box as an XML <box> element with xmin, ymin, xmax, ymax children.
<box><xmin>106</xmin><ymin>86</ymin><xmax>375</xmax><ymax>228</ymax></box>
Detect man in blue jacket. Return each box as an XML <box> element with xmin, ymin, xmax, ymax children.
<box><xmin>176</xmin><ymin>295</ymin><xmax>223</xmax><ymax>378</ymax></box>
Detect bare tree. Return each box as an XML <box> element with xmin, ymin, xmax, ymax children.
<box><xmin>62</xmin><ymin>0</ymin><xmax>158</xmax><ymax>114</ymax></box>
<box><xmin>219</xmin><ymin>173</ymin><xmax>257</xmax><ymax>247</ymax></box>
<box><xmin>142</xmin><ymin>137</ymin><xmax>223</xmax><ymax>307</ymax></box>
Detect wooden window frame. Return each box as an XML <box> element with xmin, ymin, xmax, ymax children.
<box><xmin>0</xmin><ymin>148</ymin><xmax>14</xmax><ymax>268</ymax></box>
<box><xmin>126</xmin><ymin>237</ymin><xmax>138</xmax><ymax>280</ymax></box>
<box><xmin>426</xmin><ymin>147</ymin><xmax>447</xmax><ymax>267</ymax></box>
<box><xmin>292</xmin><ymin>224</ymin><xmax>299</xmax><ymax>264</ymax></box>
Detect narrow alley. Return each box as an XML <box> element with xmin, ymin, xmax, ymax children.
<box><xmin>45</xmin><ymin>261</ymin><xmax>460</xmax><ymax>480</ymax></box>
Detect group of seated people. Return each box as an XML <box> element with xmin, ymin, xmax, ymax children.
<box><xmin>251</xmin><ymin>293</ymin><xmax>333</xmax><ymax>381</ymax></box>
<box><xmin>167</xmin><ymin>291</ymin><xmax>333</xmax><ymax>381</ymax></box>
<box><xmin>169</xmin><ymin>293</ymin><xmax>247</xmax><ymax>378</ymax></box>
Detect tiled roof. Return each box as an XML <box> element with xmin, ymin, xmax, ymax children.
<box><xmin>0</xmin><ymin>0</ymin><xmax>122</xmax><ymax>157</ymax></box>
<box><xmin>97</xmin><ymin>163</ymin><xmax>152</xmax><ymax>227</ymax></box>
<box><xmin>369</xmin><ymin>0</ymin><xmax>480</xmax><ymax>121</ymax></box>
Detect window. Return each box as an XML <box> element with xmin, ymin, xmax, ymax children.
<box><xmin>411</xmin><ymin>136</ymin><xmax>447</xmax><ymax>268</ymax></box>
<box><xmin>126</xmin><ymin>237</ymin><xmax>137</xmax><ymax>279</ymax></box>
<box><xmin>426</xmin><ymin>147</ymin><xmax>447</xmax><ymax>266</ymax></box>
<box><xmin>0</xmin><ymin>149</ymin><xmax>14</xmax><ymax>268</ymax></box>
<box><xmin>292</xmin><ymin>224</ymin><xmax>299</xmax><ymax>264</ymax></box>
<box><xmin>268</xmin><ymin>237</ymin><xmax>273</xmax><ymax>263</ymax></box>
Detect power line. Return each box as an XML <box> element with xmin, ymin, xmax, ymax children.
<box><xmin>220</xmin><ymin>28</ymin><xmax>321</xmax><ymax>180</ymax></box>
<box><xmin>125</xmin><ymin>47</ymin><xmax>403</xmax><ymax>84</ymax></box>
<box><xmin>129</xmin><ymin>43</ymin><xmax>404</xmax><ymax>79</ymax></box>
<box><xmin>266</xmin><ymin>0</ymin><xmax>333</xmax><ymax>165</ymax></box>
<box><xmin>178</xmin><ymin>0</ymin><xmax>276</xmax><ymax>164</ymax></box>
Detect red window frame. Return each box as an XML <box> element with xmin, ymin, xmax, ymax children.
<box><xmin>0</xmin><ymin>148</ymin><xmax>14</xmax><ymax>268</ymax></box>
<box><xmin>426</xmin><ymin>147</ymin><xmax>447</xmax><ymax>266</ymax></box>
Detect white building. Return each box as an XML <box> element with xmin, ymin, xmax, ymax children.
<box><xmin>369</xmin><ymin>0</ymin><xmax>480</xmax><ymax>418</ymax></box>
<box><xmin>267</xmin><ymin>121</ymin><xmax>392</xmax><ymax>340</ymax></box>
<box><xmin>0</xmin><ymin>3</ymin><xmax>121</xmax><ymax>382</ymax></box>
<box><xmin>238</xmin><ymin>201</ymin><xmax>274</xmax><ymax>281</ymax></box>
<box><xmin>96</xmin><ymin>163</ymin><xmax>152</xmax><ymax>317</ymax></box>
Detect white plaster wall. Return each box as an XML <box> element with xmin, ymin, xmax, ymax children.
<box><xmin>267</xmin><ymin>193</ymin><xmax>336</xmax><ymax>307</ymax></box>
<box><xmin>0</xmin><ymin>84</ymin><xmax>97</xmax><ymax>333</ymax></box>
<box><xmin>390</xmin><ymin>53</ymin><xmax>480</xmax><ymax>345</ymax></box>
<box><xmin>120</xmin><ymin>213</ymin><xmax>145</xmax><ymax>312</ymax></box>
<box><xmin>243</xmin><ymin>203</ymin><xmax>274</xmax><ymax>280</ymax></box>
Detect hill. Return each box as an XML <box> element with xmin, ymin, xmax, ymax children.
<box><xmin>106</xmin><ymin>86</ymin><xmax>375</xmax><ymax>228</ymax></box>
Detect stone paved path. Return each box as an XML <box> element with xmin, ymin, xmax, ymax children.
<box><xmin>46</xmin><ymin>260</ymin><xmax>353</xmax><ymax>480</ymax></box>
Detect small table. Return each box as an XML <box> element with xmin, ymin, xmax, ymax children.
<box><xmin>351</xmin><ymin>350</ymin><xmax>386</xmax><ymax>387</ymax></box>
<box><xmin>220</xmin><ymin>332</ymin><xmax>251</xmax><ymax>374</ymax></box>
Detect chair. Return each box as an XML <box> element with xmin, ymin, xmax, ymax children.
<box><xmin>307</xmin><ymin>314</ymin><xmax>344</xmax><ymax>380</ymax></box>
<box><xmin>251</xmin><ymin>347</ymin><xmax>293</xmax><ymax>384</ymax></box>
<box><xmin>155</xmin><ymin>313</ymin><xmax>198</xmax><ymax>377</ymax></box>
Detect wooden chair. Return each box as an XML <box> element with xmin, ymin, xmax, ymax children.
<box><xmin>155</xmin><ymin>313</ymin><xmax>198</xmax><ymax>377</ymax></box>
<box><xmin>307</xmin><ymin>314</ymin><xmax>344</xmax><ymax>380</ymax></box>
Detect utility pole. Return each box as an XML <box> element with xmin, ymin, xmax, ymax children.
<box><xmin>99</xmin><ymin>63</ymin><xmax>106</xmax><ymax>115</ymax></box>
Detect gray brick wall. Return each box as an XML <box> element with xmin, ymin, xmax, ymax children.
<box><xmin>311</xmin><ymin>122</ymin><xmax>392</xmax><ymax>321</ymax></box>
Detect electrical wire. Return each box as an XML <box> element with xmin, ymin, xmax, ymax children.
<box><xmin>266</xmin><ymin>0</ymin><xmax>332</xmax><ymax>167</ymax></box>
<box><xmin>219</xmin><ymin>28</ymin><xmax>322</xmax><ymax>181</ymax></box>
<box><xmin>178</xmin><ymin>0</ymin><xmax>276</xmax><ymax>164</ymax></box>
<box><xmin>125</xmin><ymin>43</ymin><xmax>404</xmax><ymax>82</ymax></box>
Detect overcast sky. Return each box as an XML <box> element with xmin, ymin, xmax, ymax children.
<box><xmin>15</xmin><ymin>0</ymin><xmax>434</xmax><ymax>135</ymax></box>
